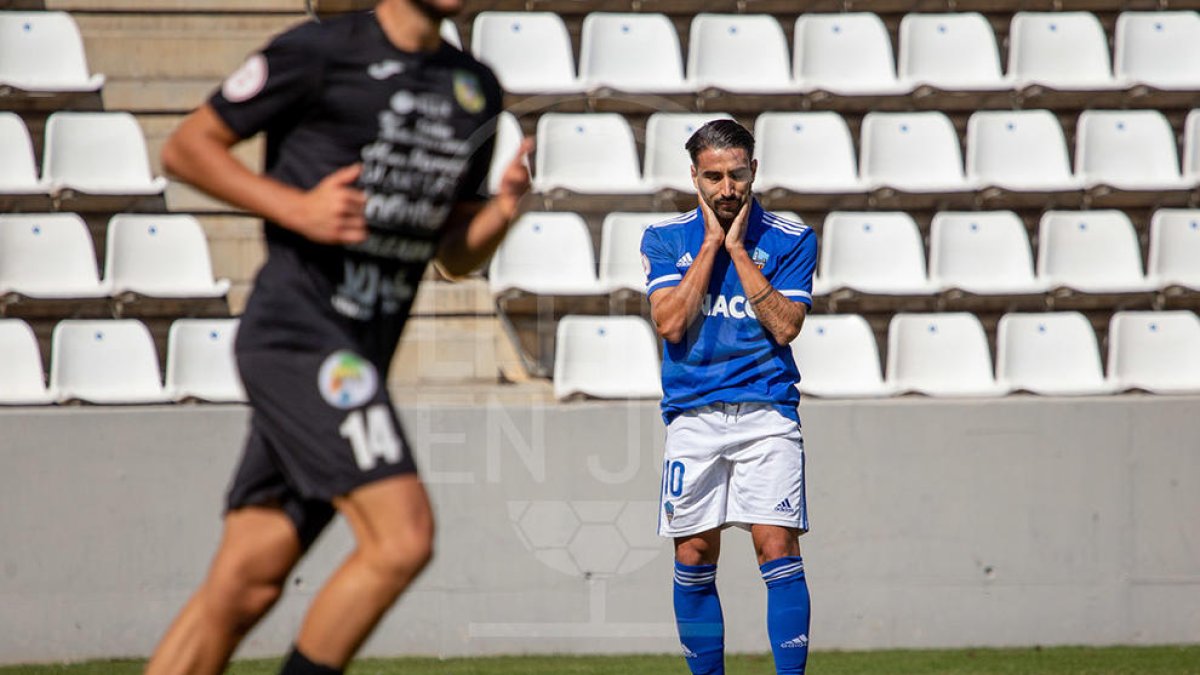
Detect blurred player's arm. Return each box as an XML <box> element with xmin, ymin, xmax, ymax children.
<box><xmin>724</xmin><ymin>205</ymin><xmax>808</xmax><ymax>345</ymax></box>
<box><xmin>161</xmin><ymin>104</ymin><xmax>367</xmax><ymax>246</ymax></box>
<box><xmin>436</xmin><ymin>139</ymin><xmax>534</xmax><ymax>278</ymax></box>
<box><xmin>647</xmin><ymin>200</ymin><xmax>727</xmax><ymax>344</ymax></box>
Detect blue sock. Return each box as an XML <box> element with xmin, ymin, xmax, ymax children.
<box><xmin>761</xmin><ymin>556</ymin><xmax>811</xmax><ymax>674</ymax></box>
<box><xmin>673</xmin><ymin>561</ymin><xmax>724</xmax><ymax>675</ymax></box>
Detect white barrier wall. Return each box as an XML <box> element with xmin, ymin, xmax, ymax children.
<box><xmin>1</xmin><ymin>396</ymin><xmax>1198</xmax><ymax>663</ymax></box>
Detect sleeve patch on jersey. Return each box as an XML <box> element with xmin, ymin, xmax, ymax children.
<box><xmin>222</xmin><ymin>53</ymin><xmax>269</xmax><ymax>103</ymax></box>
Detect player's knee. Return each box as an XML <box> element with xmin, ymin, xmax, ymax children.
<box><xmin>364</xmin><ymin>516</ymin><xmax>435</xmax><ymax>586</ymax></box>
<box><xmin>205</xmin><ymin>570</ymin><xmax>286</xmax><ymax>632</ymax></box>
<box><xmin>755</xmin><ymin>538</ymin><xmax>798</xmax><ymax>566</ymax></box>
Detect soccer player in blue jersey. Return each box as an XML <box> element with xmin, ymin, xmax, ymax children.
<box><xmin>642</xmin><ymin>119</ymin><xmax>817</xmax><ymax>675</ymax></box>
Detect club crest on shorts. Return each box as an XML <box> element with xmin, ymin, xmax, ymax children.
<box><xmin>664</xmin><ymin>501</ymin><xmax>675</xmax><ymax>523</ymax></box>
<box><xmin>453</xmin><ymin>70</ymin><xmax>486</xmax><ymax>114</ymax></box>
<box><xmin>318</xmin><ymin>350</ymin><xmax>379</xmax><ymax>409</ymax></box>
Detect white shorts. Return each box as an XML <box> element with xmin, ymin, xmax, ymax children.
<box><xmin>657</xmin><ymin>402</ymin><xmax>808</xmax><ymax>538</ymax></box>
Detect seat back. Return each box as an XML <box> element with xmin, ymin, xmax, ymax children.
<box><xmin>166</xmin><ymin>318</ymin><xmax>245</xmax><ymax>402</ymax></box>
<box><xmin>899</xmin><ymin>13</ymin><xmax>1004</xmax><ymax>88</ymax></box>
<box><xmin>471</xmin><ymin>12</ymin><xmax>577</xmax><ymax>92</ymax></box>
<box><xmin>0</xmin><ymin>213</ymin><xmax>104</xmax><ymax>297</ymax></box>
<box><xmin>966</xmin><ymin>109</ymin><xmax>1075</xmax><ymax>189</ymax></box>
<box><xmin>1115</xmin><ymin>11</ymin><xmax>1200</xmax><ymax>88</ymax></box>
<box><xmin>820</xmin><ymin>212</ymin><xmax>928</xmax><ymax>293</ymax></box>
<box><xmin>43</xmin><ymin>112</ymin><xmax>158</xmax><ymax>192</ymax></box>
<box><xmin>792</xmin><ymin>314</ymin><xmax>888</xmax><ymax>397</ymax></box>
<box><xmin>996</xmin><ymin>312</ymin><xmax>1109</xmax><ymax>393</ymax></box>
<box><xmin>1075</xmin><ymin>110</ymin><xmax>1183</xmax><ymax>188</ymax></box>
<box><xmin>860</xmin><ymin>111</ymin><xmax>965</xmax><ymax>190</ymax></box>
<box><xmin>793</xmin><ymin>13</ymin><xmax>899</xmax><ymax>92</ymax></box>
<box><xmin>1008</xmin><ymin>12</ymin><xmax>1115</xmax><ymax>88</ymax></box>
<box><xmin>929</xmin><ymin>211</ymin><xmax>1039</xmax><ymax>292</ymax></box>
<box><xmin>105</xmin><ymin>214</ymin><xmax>225</xmax><ymax>297</ymax></box>
<box><xmin>1107</xmin><ymin>311</ymin><xmax>1200</xmax><ymax>392</ymax></box>
<box><xmin>599</xmin><ymin>212</ymin><xmax>677</xmax><ymax>292</ymax></box>
<box><xmin>886</xmin><ymin>313</ymin><xmax>1001</xmax><ymax>396</ymax></box>
<box><xmin>50</xmin><ymin>319</ymin><xmax>167</xmax><ymax>403</ymax></box>
<box><xmin>1037</xmin><ymin>210</ymin><xmax>1146</xmax><ymax>290</ymax></box>
<box><xmin>579</xmin><ymin>13</ymin><xmax>686</xmax><ymax>92</ymax></box>
<box><xmin>0</xmin><ymin>11</ymin><xmax>98</xmax><ymax>90</ymax></box>
<box><xmin>534</xmin><ymin>113</ymin><xmax>643</xmax><ymax>193</ymax></box>
<box><xmin>488</xmin><ymin>212</ymin><xmax>599</xmax><ymax>294</ymax></box>
<box><xmin>754</xmin><ymin>112</ymin><xmax>860</xmax><ymax>191</ymax></box>
<box><xmin>553</xmin><ymin>315</ymin><xmax>662</xmax><ymax>400</ymax></box>
<box><xmin>0</xmin><ymin>319</ymin><xmax>51</xmax><ymax>404</ymax></box>
<box><xmin>0</xmin><ymin>112</ymin><xmax>42</xmax><ymax>191</ymax></box>
<box><xmin>687</xmin><ymin>14</ymin><xmax>791</xmax><ymax>91</ymax></box>
<box><xmin>1148</xmin><ymin>209</ymin><xmax>1200</xmax><ymax>288</ymax></box>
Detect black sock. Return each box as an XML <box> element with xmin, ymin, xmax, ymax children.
<box><xmin>279</xmin><ymin>646</ymin><xmax>343</xmax><ymax>675</ymax></box>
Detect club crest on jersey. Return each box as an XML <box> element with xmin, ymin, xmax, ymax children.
<box><xmin>318</xmin><ymin>350</ymin><xmax>379</xmax><ymax>410</ymax></box>
<box><xmin>752</xmin><ymin>247</ymin><xmax>770</xmax><ymax>270</ymax></box>
<box><xmin>453</xmin><ymin>70</ymin><xmax>486</xmax><ymax>114</ymax></box>
<box><xmin>368</xmin><ymin>59</ymin><xmax>405</xmax><ymax>80</ymax></box>
<box><xmin>221</xmin><ymin>53</ymin><xmax>268</xmax><ymax>103</ymax></box>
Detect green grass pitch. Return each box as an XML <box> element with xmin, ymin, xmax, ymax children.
<box><xmin>2</xmin><ymin>646</ymin><xmax>1199</xmax><ymax>675</ymax></box>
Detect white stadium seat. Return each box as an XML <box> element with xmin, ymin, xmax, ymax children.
<box><xmin>1183</xmin><ymin>109</ymin><xmax>1200</xmax><ymax>185</ymax></box>
<box><xmin>488</xmin><ymin>212</ymin><xmax>604</xmax><ymax>295</ymax></box>
<box><xmin>820</xmin><ymin>212</ymin><xmax>934</xmax><ymax>295</ymax></box>
<box><xmin>599</xmin><ymin>212</ymin><xmax>677</xmax><ymax>293</ymax></box>
<box><xmin>929</xmin><ymin>211</ymin><xmax>1047</xmax><ymax>295</ymax></box>
<box><xmin>1037</xmin><ymin>210</ymin><xmax>1156</xmax><ymax>293</ymax></box>
<box><xmin>533</xmin><ymin>113</ymin><xmax>646</xmax><ymax>194</ymax></box>
<box><xmin>898</xmin><ymin>13</ymin><xmax>1008</xmax><ymax>90</ymax></box>
<box><xmin>42</xmin><ymin>112</ymin><xmax>167</xmax><ymax>195</ymax></box>
<box><xmin>1147</xmin><ymin>209</ymin><xmax>1200</xmax><ymax>290</ymax></box>
<box><xmin>1008</xmin><ymin>12</ymin><xmax>1121</xmax><ymax>90</ymax></box>
<box><xmin>859</xmin><ymin>111</ymin><xmax>969</xmax><ymax>192</ymax></box>
<box><xmin>0</xmin><ymin>112</ymin><xmax>49</xmax><ymax>194</ymax></box>
<box><xmin>966</xmin><ymin>109</ymin><xmax>1081</xmax><ymax>192</ymax></box>
<box><xmin>166</xmin><ymin>319</ymin><xmax>245</xmax><ymax>403</ymax></box>
<box><xmin>0</xmin><ymin>213</ymin><xmax>108</xmax><ymax>298</ymax></box>
<box><xmin>1114</xmin><ymin>11</ymin><xmax>1200</xmax><ymax>90</ymax></box>
<box><xmin>996</xmin><ymin>312</ymin><xmax>1115</xmax><ymax>395</ymax></box>
<box><xmin>579</xmin><ymin>13</ymin><xmax>689</xmax><ymax>93</ymax></box>
<box><xmin>792</xmin><ymin>314</ymin><xmax>893</xmax><ymax>398</ymax></box>
<box><xmin>643</xmin><ymin>112</ymin><xmax>733</xmax><ymax>192</ymax></box>
<box><xmin>886</xmin><ymin>313</ymin><xmax>1009</xmax><ymax>397</ymax></box>
<box><xmin>50</xmin><ymin>319</ymin><xmax>171</xmax><ymax>404</ymax></box>
<box><xmin>754</xmin><ymin>112</ymin><xmax>863</xmax><ymax>193</ymax></box>
<box><xmin>553</xmin><ymin>315</ymin><xmax>662</xmax><ymax>400</ymax></box>
<box><xmin>1107</xmin><ymin>311</ymin><xmax>1200</xmax><ymax>393</ymax></box>
<box><xmin>487</xmin><ymin>111</ymin><xmax>525</xmax><ymax>196</ymax></box>
<box><xmin>687</xmin><ymin>14</ymin><xmax>794</xmax><ymax>93</ymax></box>
<box><xmin>470</xmin><ymin>12</ymin><xmax>580</xmax><ymax>94</ymax></box>
<box><xmin>104</xmin><ymin>214</ymin><xmax>230</xmax><ymax>298</ymax></box>
<box><xmin>0</xmin><ymin>319</ymin><xmax>53</xmax><ymax>405</ymax></box>
<box><xmin>792</xmin><ymin>13</ymin><xmax>909</xmax><ymax>95</ymax></box>
<box><xmin>0</xmin><ymin>11</ymin><xmax>104</xmax><ymax>92</ymax></box>
<box><xmin>1075</xmin><ymin>110</ymin><xmax>1192</xmax><ymax>191</ymax></box>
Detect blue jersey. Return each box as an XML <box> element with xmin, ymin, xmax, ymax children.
<box><xmin>641</xmin><ymin>200</ymin><xmax>818</xmax><ymax>424</ymax></box>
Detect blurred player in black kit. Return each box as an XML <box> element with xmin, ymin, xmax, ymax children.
<box><xmin>145</xmin><ymin>0</ymin><xmax>532</xmax><ymax>672</ymax></box>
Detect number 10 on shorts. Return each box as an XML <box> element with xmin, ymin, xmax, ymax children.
<box><xmin>339</xmin><ymin>404</ymin><xmax>403</xmax><ymax>471</ymax></box>
<box><xmin>663</xmin><ymin>460</ymin><xmax>685</xmax><ymax>498</ymax></box>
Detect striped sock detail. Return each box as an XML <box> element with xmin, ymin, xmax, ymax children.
<box><xmin>674</xmin><ymin>562</ymin><xmax>717</xmax><ymax>587</ymax></box>
<box><xmin>760</xmin><ymin>557</ymin><xmax>805</xmax><ymax>585</ymax></box>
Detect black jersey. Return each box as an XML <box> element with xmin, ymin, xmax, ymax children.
<box><xmin>210</xmin><ymin>11</ymin><xmax>502</xmax><ymax>366</ymax></box>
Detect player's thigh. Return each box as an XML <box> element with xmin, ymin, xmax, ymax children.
<box><xmin>206</xmin><ymin>506</ymin><xmax>302</xmax><ymax>602</ymax></box>
<box><xmin>334</xmin><ymin>474</ymin><xmax>434</xmax><ymax>569</ymax></box>
<box><xmin>728</xmin><ymin>415</ymin><xmax>807</xmax><ymax>532</ymax></box>
<box><xmin>659</xmin><ymin>410</ymin><xmax>732</xmax><ymax>537</ymax></box>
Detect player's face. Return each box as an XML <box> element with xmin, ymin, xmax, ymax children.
<box><xmin>691</xmin><ymin>146</ymin><xmax>756</xmax><ymax>224</ymax></box>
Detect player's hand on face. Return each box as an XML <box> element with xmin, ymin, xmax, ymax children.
<box><xmin>294</xmin><ymin>163</ymin><xmax>368</xmax><ymax>245</ymax></box>
<box><xmin>697</xmin><ymin>194</ymin><xmax>727</xmax><ymax>246</ymax></box>
<box><xmin>496</xmin><ymin>138</ymin><xmax>534</xmax><ymax>219</ymax></box>
<box><xmin>723</xmin><ymin>198</ymin><xmax>751</xmax><ymax>253</ymax></box>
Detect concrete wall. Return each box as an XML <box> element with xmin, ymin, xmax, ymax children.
<box><xmin>1</xmin><ymin>396</ymin><xmax>1198</xmax><ymax>663</ymax></box>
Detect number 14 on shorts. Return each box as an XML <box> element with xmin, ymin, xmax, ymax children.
<box><xmin>339</xmin><ymin>404</ymin><xmax>403</xmax><ymax>471</ymax></box>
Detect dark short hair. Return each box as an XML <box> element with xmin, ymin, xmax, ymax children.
<box><xmin>685</xmin><ymin>119</ymin><xmax>755</xmax><ymax>166</ymax></box>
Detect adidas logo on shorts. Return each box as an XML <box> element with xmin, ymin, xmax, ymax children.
<box><xmin>780</xmin><ymin>633</ymin><xmax>808</xmax><ymax>649</ymax></box>
<box><xmin>774</xmin><ymin>498</ymin><xmax>795</xmax><ymax>514</ymax></box>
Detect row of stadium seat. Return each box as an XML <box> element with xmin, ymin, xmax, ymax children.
<box><xmin>472</xmin><ymin>11</ymin><xmax>1200</xmax><ymax>94</ymax></box>
<box><xmin>514</xmin><ymin>109</ymin><xmax>1200</xmax><ymax>196</ymax></box>
<box><xmin>488</xmin><ymin>209</ymin><xmax>1200</xmax><ymax>298</ymax></box>
<box><xmin>554</xmin><ymin>310</ymin><xmax>1200</xmax><ymax>401</ymax></box>
<box><xmin>0</xmin><ymin>213</ymin><xmax>228</xmax><ymax>300</ymax></box>
<box><xmin>0</xmin><ymin>317</ymin><xmax>243</xmax><ymax>405</ymax></box>
<box><xmin>0</xmin><ymin>112</ymin><xmax>164</xmax><ymax>197</ymax></box>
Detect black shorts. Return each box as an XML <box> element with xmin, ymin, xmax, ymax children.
<box><xmin>226</xmin><ymin>347</ymin><xmax>418</xmax><ymax>550</ymax></box>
